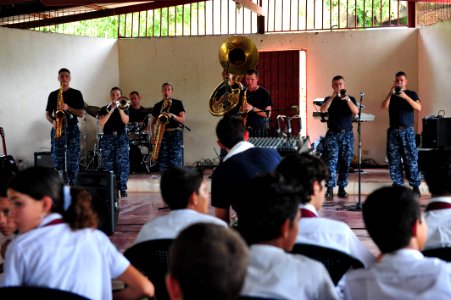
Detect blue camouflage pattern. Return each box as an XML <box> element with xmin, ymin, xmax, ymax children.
<box><xmin>158</xmin><ymin>130</ymin><xmax>183</xmax><ymax>172</ymax></box>
<box><xmin>324</xmin><ymin>131</ymin><xmax>354</xmax><ymax>188</ymax></box>
<box><xmin>51</xmin><ymin>125</ymin><xmax>80</xmax><ymax>185</ymax></box>
<box><xmin>386</xmin><ymin>127</ymin><xmax>420</xmax><ymax>187</ymax></box>
<box><xmin>101</xmin><ymin>133</ymin><xmax>129</xmax><ymax>191</ymax></box>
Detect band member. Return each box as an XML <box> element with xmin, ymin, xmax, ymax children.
<box><xmin>98</xmin><ymin>87</ymin><xmax>130</xmax><ymax>197</ymax></box>
<box><xmin>320</xmin><ymin>75</ymin><xmax>359</xmax><ymax>199</ymax></box>
<box><xmin>45</xmin><ymin>68</ymin><xmax>85</xmax><ymax>185</ymax></box>
<box><xmin>243</xmin><ymin>69</ymin><xmax>273</xmax><ymax>137</ymax></box>
<box><xmin>151</xmin><ymin>82</ymin><xmax>185</xmax><ymax>173</ymax></box>
<box><xmin>128</xmin><ymin>91</ymin><xmax>150</xmax><ymax>173</ymax></box>
<box><xmin>129</xmin><ymin>91</ymin><xmax>150</xmax><ymax>131</ymax></box>
<box><xmin>381</xmin><ymin>71</ymin><xmax>422</xmax><ymax>196</ymax></box>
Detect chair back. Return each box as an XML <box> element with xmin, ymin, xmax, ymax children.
<box><xmin>422</xmin><ymin>247</ymin><xmax>451</xmax><ymax>262</ymax></box>
<box><xmin>124</xmin><ymin>239</ymin><xmax>173</xmax><ymax>300</ymax></box>
<box><xmin>0</xmin><ymin>286</ymin><xmax>89</xmax><ymax>299</ymax></box>
<box><xmin>291</xmin><ymin>243</ymin><xmax>364</xmax><ymax>285</ymax></box>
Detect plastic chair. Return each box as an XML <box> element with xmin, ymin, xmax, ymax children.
<box><xmin>422</xmin><ymin>247</ymin><xmax>451</xmax><ymax>262</ymax></box>
<box><xmin>124</xmin><ymin>239</ymin><xmax>174</xmax><ymax>300</ymax></box>
<box><xmin>0</xmin><ymin>286</ymin><xmax>89</xmax><ymax>299</ymax></box>
<box><xmin>290</xmin><ymin>243</ymin><xmax>364</xmax><ymax>285</ymax></box>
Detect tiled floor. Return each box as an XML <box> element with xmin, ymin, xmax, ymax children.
<box><xmin>110</xmin><ymin>168</ymin><xmax>432</xmax><ymax>258</ymax></box>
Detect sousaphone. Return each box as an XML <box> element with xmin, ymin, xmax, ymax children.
<box><xmin>209</xmin><ymin>36</ymin><xmax>259</xmax><ymax>116</ymax></box>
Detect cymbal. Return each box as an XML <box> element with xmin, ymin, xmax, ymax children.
<box><xmin>86</xmin><ymin>105</ymin><xmax>100</xmax><ymax>117</ymax></box>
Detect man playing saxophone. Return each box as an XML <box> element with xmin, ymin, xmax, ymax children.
<box><xmin>45</xmin><ymin>68</ymin><xmax>85</xmax><ymax>185</ymax></box>
<box><xmin>98</xmin><ymin>87</ymin><xmax>130</xmax><ymax>197</ymax></box>
<box><xmin>150</xmin><ymin>82</ymin><xmax>185</xmax><ymax>173</ymax></box>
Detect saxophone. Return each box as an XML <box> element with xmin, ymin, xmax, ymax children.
<box><xmin>54</xmin><ymin>83</ymin><xmax>65</xmax><ymax>140</ymax></box>
<box><xmin>151</xmin><ymin>98</ymin><xmax>172</xmax><ymax>162</ymax></box>
<box><xmin>240</xmin><ymin>88</ymin><xmax>248</xmax><ymax>126</ymax></box>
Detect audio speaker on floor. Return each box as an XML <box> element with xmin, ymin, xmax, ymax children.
<box><xmin>77</xmin><ymin>170</ymin><xmax>119</xmax><ymax>236</ymax></box>
<box><xmin>422</xmin><ymin>117</ymin><xmax>451</xmax><ymax>148</ymax></box>
<box><xmin>34</xmin><ymin>152</ymin><xmax>53</xmax><ymax>168</ymax></box>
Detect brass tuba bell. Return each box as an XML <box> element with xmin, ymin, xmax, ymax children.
<box><xmin>209</xmin><ymin>36</ymin><xmax>259</xmax><ymax>116</ymax></box>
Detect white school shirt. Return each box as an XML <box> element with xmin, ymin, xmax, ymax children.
<box><xmin>223</xmin><ymin>141</ymin><xmax>254</xmax><ymax>162</ymax></box>
<box><xmin>241</xmin><ymin>244</ymin><xmax>339</xmax><ymax>300</ymax></box>
<box><xmin>2</xmin><ymin>213</ymin><xmax>129</xmax><ymax>300</ymax></box>
<box><xmin>297</xmin><ymin>204</ymin><xmax>375</xmax><ymax>267</ymax></box>
<box><xmin>424</xmin><ymin>196</ymin><xmax>451</xmax><ymax>249</ymax></box>
<box><xmin>133</xmin><ymin>209</ymin><xmax>227</xmax><ymax>244</ymax></box>
<box><xmin>342</xmin><ymin>248</ymin><xmax>451</xmax><ymax>300</ymax></box>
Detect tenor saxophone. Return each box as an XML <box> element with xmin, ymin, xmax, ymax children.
<box><xmin>54</xmin><ymin>83</ymin><xmax>65</xmax><ymax>140</ymax></box>
<box><xmin>151</xmin><ymin>98</ymin><xmax>172</xmax><ymax>162</ymax></box>
<box><xmin>240</xmin><ymin>88</ymin><xmax>248</xmax><ymax>126</ymax></box>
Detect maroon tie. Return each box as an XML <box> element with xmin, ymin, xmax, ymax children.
<box><xmin>43</xmin><ymin>218</ymin><xmax>64</xmax><ymax>227</ymax></box>
<box><xmin>300</xmin><ymin>208</ymin><xmax>317</xmax><ymax>218</ymax></box>
<box><xmin>425</xmin><ymin>202</ymin><xmax>451</xmax><ymax>212</ymax></box>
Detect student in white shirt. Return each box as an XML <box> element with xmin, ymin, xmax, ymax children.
<box><xmin>423</xmin><ymin>149</ymin><xmax>451</xmax><ymax>249</ymax></box>
<box><xmin>239</xmin><ymin>173</ymin><xmax>338</xmax><ymax>300</ymax></box>
<box><xmin>276</xmin><ymin>153</ymin><xmax>375</xmax><ymax>267</ymax></box>
<box><xmin>2</xmin><ymin>166</ymin><xmax>154</xmax><ymax>300</ymax></box>
<box><xmin>342</xmin><ymin>186</ymin><xmax>451</xmax><ymax>300</ymax></box>
<box><xmin>166</xmin><ymin>223</ymin><xmax>249</xmax><ymax>300</ymax></box>
<box><xmin>134</xmin><ymin>166</ymin><xmax>226</xmax><ymax>244</ymax></box>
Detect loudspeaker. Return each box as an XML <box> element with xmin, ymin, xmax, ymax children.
<box><xmin>34</xmin><ymin>152</ymin><xmax>53</xmax><ymax>167</ymax></box>
<box><xmin>422</xmin><ymin>117</ymin><xmax>451</xmax><ymax>148</ymax></box>
<box><xmin>77</xmin><ymin>171</ymin><xmax>119</xmax><ymax>236</ymax></box>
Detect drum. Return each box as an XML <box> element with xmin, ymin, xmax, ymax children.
<box><xmin>127</xmin><ymin>122</ymin><xmax>141</xmax><ymax>142</ymax></box>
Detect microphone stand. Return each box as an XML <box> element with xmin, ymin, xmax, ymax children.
<box><xmin>339</xmin><ymin>92</ymin><xmax>365</xmax><ymax>211</ymax></box>
<box><xmin>63</xmin><ymin>114</ymin><xmax>69</xmax><ymax>185</ymax></box>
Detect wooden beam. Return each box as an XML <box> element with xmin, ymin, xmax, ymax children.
<box><xmin>3</xmin><ymin>0</ymin><xmax>206</xmax><ymax>29</ymax></box>
<box><xmin>234</xmin><ymin>0</ymin><xmax>263</xmax><ymax>16</ymax></box>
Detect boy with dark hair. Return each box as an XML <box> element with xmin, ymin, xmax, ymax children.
<box><xmin>211</xmin><ymin>115</ymin><xmax>281</xmax><ymax>223</ymax></box>
<box><xmin>343</xmin><ymin>186</ymin><xmax>451</xmax><ymax>299</ymax></box>
<box><xmin>166</xmin><ymin>223</ymin><xmax>249</xmax><ymax>300</ymax></box>
<box><xmin>239</xmin><ymin>173</ymin><xmax>338</xmax><ymax>300</ymax></box>
<box><xmin>134</xmin><ymin>167</ymin><xmax>226</xmax><ymax>244</ymax></box>
<box><xmin>423</xmin><ymin>150</ymin><xmax>451</xmax><ymax>249</ymax></box>
<box><xmin>276</xmin><ymin>153</ymin><xmax>374</xmax><ymax>267</ymax></box>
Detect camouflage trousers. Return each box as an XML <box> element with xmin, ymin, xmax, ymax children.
<box><xmin>158</xmin><ymin>130</ymin><xmax>183</xmax><ymax>173</ymax></box>
<box><xmin>324</xmin><ymin>130</ymin><xmax>354</xmax><ymax>188</ymax></box>
<box><xmin>101</xmin><ymin>133</ymin><xmax>129</xmax><ymax>191</ymax></box>
<box><xmin>51</xmin><ymin>125</ymin><xmax>80</xmax><ymax>185</ymax></box>
<box><xmin>386</xmin><ymin>127</ymin><xmax>420</xmax><ymax>187</ymax></box>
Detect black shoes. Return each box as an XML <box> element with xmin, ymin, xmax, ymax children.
<box><xmin>413</xmin><ymin>186</ymin><xmax>421</xmax><ymax>197</ymax></box>
<box><xmin>120</xmin><ymin>190</ymin><xmax>128</xmax><ymax>198</ymax></box>
<box><xmin>338</xmin><ymin>187</ymin><xmax>349</xmax><ymax>198</ymax></box>
<box><xmin>325</xmin><ymin>187</ymin><xmax>334</xmax><ymax>200</ymax></box>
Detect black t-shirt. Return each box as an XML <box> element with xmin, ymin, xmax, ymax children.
<box><xmin>129</xmin><ymin>106</ymin><xmax>149</xmax><ymax>124</ymax></box>
<box><xmin>46</xmin><ymin>88</ymin><xmax>84</xmax><ymax>126</ymax></box>
<box><xmin>324</xmin><ymin>96</ymin><xmax>357</xmax><ymax>131</ymax></box>
<box><xmin>152</xmin><ymin>99</ymin><xmax>185</xmax><ymax>129</ymax></box>
<box><xmin>389</xmin><ymin>90</ymin><xmax>419</xmax><ymax>128</ymax></box>
<box><xmin>99</xmin><ymin>106</ymin><xmax>129</xmax><ymax>135</ymax></box>
<box><xmin>245</xmin><ymin>87</ymin><xmax>273</xmax><ymax>128</ymax></box>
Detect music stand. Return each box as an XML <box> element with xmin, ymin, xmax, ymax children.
<box><xmin>338</xmin><ymin>92</ymin><xmax>365</xmax><ymax>211</ymax></box>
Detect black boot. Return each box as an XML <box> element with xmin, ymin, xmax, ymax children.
<box><xmin>338</xmin><ymin>187</ymin><xmax>348</xmax><ymax>198</ymax></box>
<box><xmin>325</xmin><ymin>187</ymin><xmax>333</xmax><ymax>200</ymax></box>
<box><xmin>412</xmin><ymin>186</ymin><xmax>421</xmax><ymax>197</ymax></box>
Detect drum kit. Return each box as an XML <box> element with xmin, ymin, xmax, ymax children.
<box><xmin>79</xmin><ymin>104</ymin><xmax>153</xmax><ymax>173</ymax></box>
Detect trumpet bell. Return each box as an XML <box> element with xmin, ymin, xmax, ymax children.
<box><xmin>219</xmin><ymin>36</ymin><xmax>259</xmax><ymax>75</ymax></box>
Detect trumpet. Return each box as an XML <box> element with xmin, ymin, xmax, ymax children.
<box><xmin>106</xmin><ymin>96</ymin><xmax>130</xmax><ymax>112</ymax></box>
<box><xmin>393</xmin><ymin>86</ymin><xmax>402</xmax><ymax>96</ymax></box>
<box><xmin>338</xmin><ymin>89</ymin><xmax>347</xmax><ymax>98</ymax></box>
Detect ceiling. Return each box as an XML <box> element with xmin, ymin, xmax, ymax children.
<box><xmin>0</xmin><ymin>1</ymin><xmax>201</xmax><ymax>29</ymax></box>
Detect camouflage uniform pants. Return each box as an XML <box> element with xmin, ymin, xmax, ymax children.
<box><xmin>158</xmin><ymin>130</ymin><xmax>183</xmax><ymax>173</ymax></box>
<box><xmin>51</xmin><ymin>125</ymin><xmax>80</xmax><ymax>185</ymax></box>
<box><xmin>101</xmin><ymin>133</ymin><xmax>129</xmax><ymax>191</ymax></box>
<box><xmin>386</xmin><ymin>127</ymin><xmax>420</xmax><ymax>187</ymax></box>
<box><xmin>324</xmin><ymin>130</ymin><xmax>354</xmax><ymax>188</ymax></box>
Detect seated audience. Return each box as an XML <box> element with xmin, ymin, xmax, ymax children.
<box><xmin>166</xmin><ymin>223</ymin><xmax>249</xmax><ymax>300</ymax></box>
<box><xmin>211</xmin><ymin>115</ymin><xmax>281</xmax><ymax>223</ymax></box>
<box><xmin>239</xmin><ymin>173</ymin><xmax>338</xmax><ymax>300</ymax></box>
<box><xmin>276</xmin><ymin>153</ymin><xmax>375</xmax><ymax>267</ymax></box>
<box><xmin>134</xmin><ymin>166</ymin><xmax>226</xmax><ymax>244</ymax></box>
<box><xmin>342</xmin><ymin>186</ymin><xmax>451</xmax><ymax>300</ymax></box>
<box><xmin>2</xmin><ymin>166</ymin><xmax>154</xmax><ymax>300</ymax></box>
<box><xmin>0</xmin><ymin>183</ymin><xmax>17</xmax><ymax>261</ymax></box>
<box><xmin>423</xmin><ymin>149</ymin><xmax>451</xmax><ymax>249</ymax></box>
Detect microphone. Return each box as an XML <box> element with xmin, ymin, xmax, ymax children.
<box><xmin>359</xmin><ymin>91</ymin><xmax>365</xmax><ymax>97</ymax></box>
